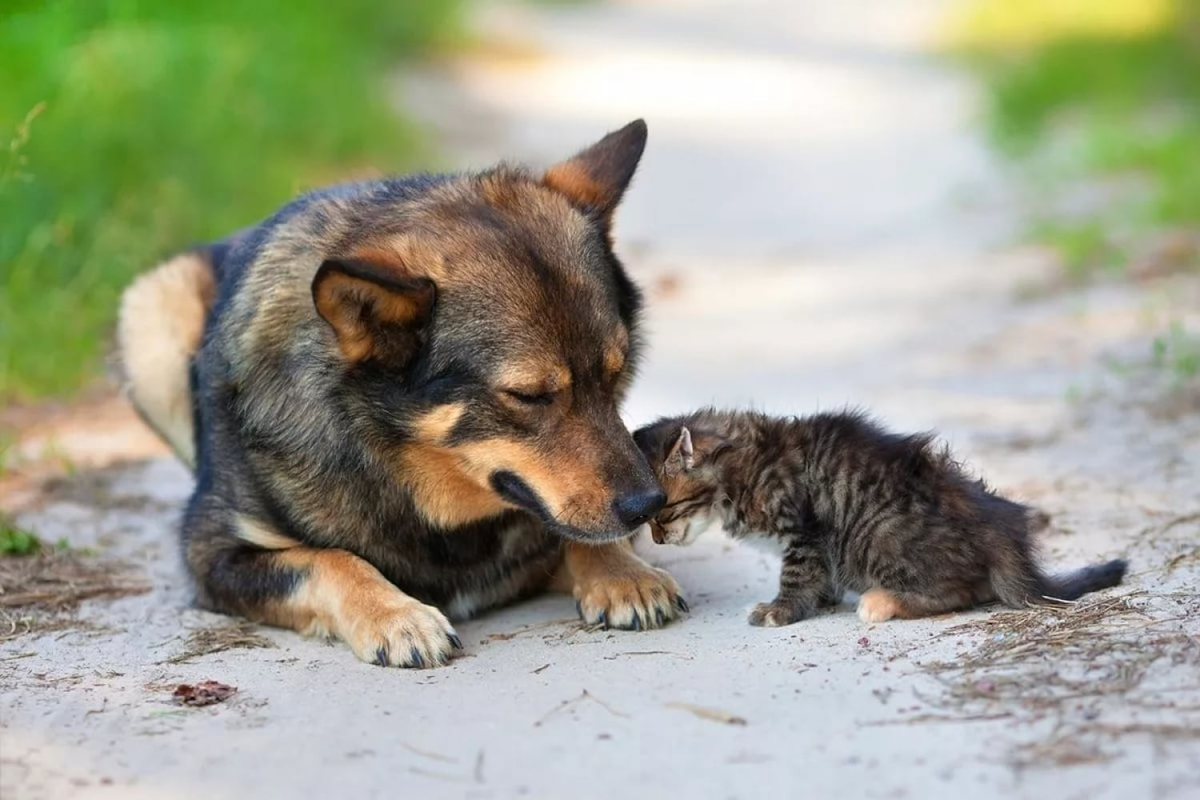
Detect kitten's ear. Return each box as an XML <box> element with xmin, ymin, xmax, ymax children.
<box><xmin>664</xmin><ymin>427</ymin><xmax>695</xmax><ymax>475</ymax></box>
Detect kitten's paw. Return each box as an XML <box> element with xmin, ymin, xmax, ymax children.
<box><xmin>575</xmin><ymin>565</ymin><xmax>687</xmax><ymax>631</ymax></box>
<box><xmin>857</xmin><ymin>589</ymin><xmax>903</xmax><ymax>623</ymax></box>
<box><xmin>344</xmin><ymin>596</ymin><xmax>463</xmax><ymax>668</ymax></box>
<box><xmin>748</xmin><ymin>600</ymin><xmax>804</xmax><ymax>627</ymax></box>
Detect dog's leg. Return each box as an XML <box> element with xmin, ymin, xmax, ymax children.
<box><xmin>559</xmin><ymin>539</ymin><xmax>687</xmax><ymax>630</ymax></box>
<box><xmin>189</xmin><ymin>523</ymin><xmax>461</xmax><ymax>668</ymax></box>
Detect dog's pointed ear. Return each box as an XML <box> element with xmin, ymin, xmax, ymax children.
<box><xmin>542</xmin><ymin>119</ymin><xmax>647</xmax><ymax>222</ymax></box>
<box><xmin>312</xmin><ymin>257</ymin><xmax>435</xmax><ymax>365</ymax></box>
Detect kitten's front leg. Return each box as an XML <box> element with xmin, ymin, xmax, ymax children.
<box><xmin>818</xmin><ymin>584</ymin><xmax>845</xmax><ymax>607</ymax></box>
<box><xmin>748</xmin><ymin>543</ymin><xmax>829</xmax><ymax>627</ymax></box>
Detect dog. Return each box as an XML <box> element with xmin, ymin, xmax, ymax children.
<box><xmin>117</xmin><ymin>120</ymin><xmax>686</xmax><ymax>668</ymax></box>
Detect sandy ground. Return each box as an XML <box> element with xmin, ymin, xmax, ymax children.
<box><xmin>4</xmin><ymin>1</ymin><xmax>1200</xmax><ymax>798</ymax></box>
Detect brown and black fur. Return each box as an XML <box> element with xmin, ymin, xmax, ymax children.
<box><xmin>117</xmin><ymin>121</ymin><xmax>686</xmax><ymax>668</ymax></box>
<box><xmin>634</xmin><ymin>409</ymin><xmax>1126</xmax><ymax>627</ymax></box>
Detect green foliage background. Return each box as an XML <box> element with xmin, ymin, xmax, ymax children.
<box><xmin>1</xmin><ymin>0</ymin><xmax>459</xmax><ymax>399</ymax></box>
<box><xmin>956</xmin><ymin>0</ymin><xmax>1200</xmax><ymax>275</ymax></box>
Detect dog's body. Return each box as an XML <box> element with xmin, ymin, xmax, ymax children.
<box><xmin>118</xmin><ymin>122</ymin><xmax>685</xmax><ymax>667</ymax></box>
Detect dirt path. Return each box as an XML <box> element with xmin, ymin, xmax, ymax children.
<box><xmin>4</xmin><ymin>1</ymin><xmax>1199</xmax><ymax>797</ymax></box>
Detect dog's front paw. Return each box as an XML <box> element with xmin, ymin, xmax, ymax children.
<box><xmin>345</xmin><ymin>596</ymin><xmax>463</xmax><ymax>668</ymax></box>
<box><xmin>748</xmin><ymin>600</ymin><xmax>805</xmax><ymax>628</ymax></box>
<box><xmin>575</xmin><ymin>564</ymin><xmax>687</xmax><ymax>631</ymax></box>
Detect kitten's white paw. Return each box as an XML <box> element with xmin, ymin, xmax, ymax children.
<box><xmin>748</xmin><ymin>600</ymin><xmax>802</xmax><ymax>627</ymax></box>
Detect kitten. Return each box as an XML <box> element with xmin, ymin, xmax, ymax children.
<box><xmin>633</xmin><ymin>409</ymin><xmax>1126</xmax><ymax>627</ymax></box>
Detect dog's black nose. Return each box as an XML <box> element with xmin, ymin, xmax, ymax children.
<box><xmin>613</xmin><ymin>488</ymin><xmax>666</xmax><ymax>529</ymax></box>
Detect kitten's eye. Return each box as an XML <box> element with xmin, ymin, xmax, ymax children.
<box><xmin>504</xmin><ymin>389</ymin><xmax>555</xmax><ymax>407</ymax></box>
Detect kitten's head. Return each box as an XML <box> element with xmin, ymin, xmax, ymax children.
<box><xmin>632</xmin><ymin>416</ymin><xmax>732</xmax><ymax>545</ymax></box>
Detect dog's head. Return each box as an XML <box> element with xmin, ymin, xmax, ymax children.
<box><xmin>311</xmin><ymin>121</ymin><xmax>664</xmax><ymax>541</ymax></box>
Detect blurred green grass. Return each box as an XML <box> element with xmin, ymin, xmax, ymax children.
<box><xmin>1</xmin><ymin>0</ymin><xmax>460</xmax><ymax>401</ymax></box>
<box><xmin>953</xmin><ymin>0</ymin><xmax>1199</xmax><ymax>277</ymax></box>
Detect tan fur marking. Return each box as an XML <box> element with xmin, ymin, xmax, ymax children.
<box><xmin>857</xmin><ymin>588</ymin><xmax>906</xmax><ymax>623</ymax></box>
<box><xmin>603</xmin><ymin>345</ymin><xmax>626</xmax><ymax>376</ymax></box>
<box><xmin>235</xmin><ymin>515</ymin><xmax>301</xmax><ymax>550</ymax></box>
<box><xmin>458</xmin><ymin>438</ymin><xmax>568</xmax><ymax>513</ymax></box>
<box><xmin>397</xmin><ymin>442</ymin><xmax>512</xmax><ymax>530</ymax></box>
<box><xmin>859</xmin><ymin>586</ymin><xmax>981</xmax><ymax>622</ymax></box>
<box><xmin>605</xmin><ymin>329</ymin><xmax>631</xmax><ymax>394</ymax></box>
<box><xmin>603</xmin><ymin>327</ymin><xmax>629</xmax><ymax>376</ymax></box>
<box><xmin>494</xmin><ymin>362</ymin><xmax>571</xmax><ymax>394</ymax></box>
<box><xmin>397</xmin><ymin>431</ymin><xmax>613</xmax><ymax>531</ymax></box>
<box><xmin>413</xmin><ymin>403</ymin><xmax>465</xmax><ymax>443</ymax></box>
<box><xmin>454</xmin><ymin>438</ymin><xmax>591</xmax><ymax>520</ymax></box>
<box><xmin>117</xmin><ymin>252</ymin><xmax>216</xmax><ymax>468</ymax></box>
<box><xmin>266</xmin><ymin>548</ymin><xmax>456</xmax><ymax>666</ymax></box>
<box><xmin>543</xmin><ymin>162</ymin><xmax>609</xmax><ymax>211</ymax></box>
<box><xmin>562</xmin><ymin>538</ymin><xmax>638</xmax><ymax>584</ymax></box>
<box><xmin>354</xmin><ymin>239</ymin><xmax>447</xmax><ymax>284</ymax></box>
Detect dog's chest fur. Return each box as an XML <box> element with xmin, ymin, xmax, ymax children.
<box><xmin>383</xmin><ymin>514</ymin><xmax>563</xmax><ymax>616</ymax></box>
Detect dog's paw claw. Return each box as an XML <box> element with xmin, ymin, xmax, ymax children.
<box><xmin>346</xmin><ymin>598</ymin><xmax>459</xmax><ymax>668</ymax></box>
<box><xmin>576</xmin><ymin>565</ymin><xmax>684</xmax><ymax>631</ymax></box>
<box><xmin>406</xmin><ymin>646</ymin><xmax>425</xmax><ymax>669</ymax></box>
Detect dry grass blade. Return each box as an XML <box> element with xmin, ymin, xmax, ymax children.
<box><xmin>666</xmin><ymin>702</ymin><xmax>748</xmax><ymax>726</ymax></box>
<box><xmin>0</xmin><ymin>550</ymin><xmax>149</xmax><ymax>610</ymax></box>
<box><xmin>165</xmin><ymin>620</ymin><xmax>274</xmax><ymax>664</ymax></box>
<box><xmin>0</xmin><ymin>612</ymin><xmax>116</xmax><ymax>642</ymax></box>
<box><xmin>1010</xmin><ymin>732</ymin><xmax>1111</xmax><ymax>768</ymax></box>
<box><xmin>399</xmin><ymin>742</ymin><xmax>457</xmax><ymax>764</ymax></box>
<box><xmin>482</xmin><ymin>617</ymin><xmax>579</xmax><ymax>643</ymax></box>
<box><xmin>914</xmin><ymin>590</ymin><xmax>1200</xmax><ymax>768</ymax></box>
<box><xmin>534</xmin><ymin>690</ymin><xmax>629</xmax><ymax>727</ymax></box>
<box><xmin>935</xmin><ymin>593</ymin><xmax>1147</xmax><ymax>656</ymax></box>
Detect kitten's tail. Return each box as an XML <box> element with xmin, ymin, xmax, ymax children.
<box><xmin>989</xmin><ymin>532</ymin><xmax>1127</xmax><ymax>605</ymax></box>
<box><xmin>1038</xmin><ymin>560</ymin><xmax>1128</xmax><ymax>602</ymax></box>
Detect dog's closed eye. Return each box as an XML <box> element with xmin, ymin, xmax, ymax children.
<box><xmin>503</xmin><ymin>389</ymin><xmax>556</xmax><ymax>406</ymax></box>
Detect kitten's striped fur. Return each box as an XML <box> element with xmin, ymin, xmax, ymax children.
<box><xmin>634</xmin><ymin>410</ymin><xmax>1126</xmax><ymax>627</ymax></box>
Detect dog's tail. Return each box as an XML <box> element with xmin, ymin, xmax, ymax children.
<box><xmin>116</xmin><ymin>248</ymin><xmax>218</xmax><ymax>470</ymax></box>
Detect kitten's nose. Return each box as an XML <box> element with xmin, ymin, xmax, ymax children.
<box><xmin>613</xmin><ymin>488</ymin><xmax>666</xmax><ymax>529</ymax></box>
